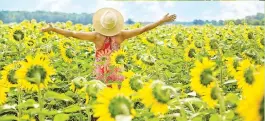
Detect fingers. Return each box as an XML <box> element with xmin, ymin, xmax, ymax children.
<box><xmin>169</xmin><ymin>14</ymin><xmax>177</xmax><ymax>21</ymax></box>
<box><xmin>164</xmin><ymin>13</ymin><xmax>169</xmax><ymax>17</ymax></box>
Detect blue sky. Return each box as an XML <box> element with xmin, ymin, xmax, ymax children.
<box><xmin>0</xmin><ymin>0</ymin><xmax>264</xmax><ymax>22</ymax></box>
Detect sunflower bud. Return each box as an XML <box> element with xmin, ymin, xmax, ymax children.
<box><xmin>244</xmin><ymin>49</ymin><xmax>257</xmax><ymax>59</ymax></box>
<box><xmin>109</xmin><ymin>96</ymin><xmax>132</xmax><ymax>118</ymax></box>
<box><xmin>129</xmin><ymin>76</ymin><xmax>143</xmax><ymax>91</ymax></box>
<box><xmin>142</xmin><ymin>54</ymin><xmax>156</xmax><ymax>66</ymax></box>
<box><xmin>26</xmin><ymin>66</ymin><xmax>47</xmax><ymax>84</ymax></box>
<box><xmin>72</xmin><ymin>77</ymin><xmax>86</xmax><ymax>90</ymax></box>
<box><xmin>195</xmin><ymin>41</ymin><xmax>203</xmax><ymax>48</ymax></box>
<box><xmin>152</xmin><ymin>81</ymin><xmax>176</xmax><ymax>104</ymax></box>
<box><xmin>210</xmin><ymin>39</ymin><xmax>218</xmax><ymax>49</ymax></box>
<box><xmin>85</xmin><ymin>80</ymin><xmax>106</xmax><ymax>98</ymax></box>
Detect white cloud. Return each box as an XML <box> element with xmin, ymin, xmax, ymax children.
<box><xmin>202</xmin><ymin>1</ymin><xmax>264</xmax><ymax>20</ymax></box>
<box><xmin>93</xmin><ymin>0</ymin><xmax>128</xmax><ymax>21</ymax></box>
<box><xmin>35</xmin><ymin>0</ymin><xmax>83</xmax><ymax>13</ymax></box>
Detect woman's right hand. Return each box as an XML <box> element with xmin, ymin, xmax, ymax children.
<box><xmin>41</xmin><ymin>24</ymin><xmax>54</xmax><ymax>32</ymax></box>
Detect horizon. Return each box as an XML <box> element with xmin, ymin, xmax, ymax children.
<box><xmin>0</xmin><ymin>10</ymin><xmax>263</xmax><ymax>23</ymax></box>
<box><xmin>0</xmin><ymin>0</ymin><xmax>264</xmax><ymax>22</ymax></box>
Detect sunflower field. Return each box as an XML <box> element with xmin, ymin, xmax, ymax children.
<box><xmin>0</xmin><ymin>19</ymin><xmax>264</xmax><ymax>121</ymax></box>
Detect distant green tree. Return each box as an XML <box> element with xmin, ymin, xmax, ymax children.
<box><xmin>125</xmin><ymin>18</ymin><xmax>135</xmax><ymax>24</ymax></box>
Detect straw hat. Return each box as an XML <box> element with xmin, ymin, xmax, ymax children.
<box><xmin>93</xmin><ymin>8</ymin><xmax>124</xmax><ymax>36</ymax></box>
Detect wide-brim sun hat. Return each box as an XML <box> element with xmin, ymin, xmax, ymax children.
<box><xmin>93</xmin><ymin>8</ymin><xmax>124</xmax><ymax>36</ymax></box>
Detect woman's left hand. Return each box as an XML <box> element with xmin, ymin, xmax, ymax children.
<box><xmin>161</xmin><ymin>13</ymin><xmax>177</xmax><ymax>23</ymax></box>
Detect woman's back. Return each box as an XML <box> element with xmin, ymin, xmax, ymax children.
<box><xmin>94</xmin><ymin>34</ymin><xmax>124</xmax><ymax>83</ymax></box>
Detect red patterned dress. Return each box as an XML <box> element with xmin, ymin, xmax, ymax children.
<box><xmin>94</xmin><ymin>36</ymin><xmax>124</xmax><ymax>83</ymax></box>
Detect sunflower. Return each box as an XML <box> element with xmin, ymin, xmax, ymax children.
<box><xmin>121</xmin><ymin>72</ymin><xmax>144</xmax><ymax>98</ymax></box>
<box><xmin>9</xmin><ymin>26</ymin><xmax>25</xmax><ymax>42</ymax></box>
<box><xmin>257</xmin><ymin>36</ymin><xmax>264</xmax><ymax>49</ymax></box>
<box><xmin>138</xmin><ymin>80</ymin><xmax>176</xmax><ymax>115</ymax></box>
<box><xmin>24</xmin><ymin>37</ymin><xmax>36</xmax><ymax>48</ymax></box>
<box><xmin>0</xmin><ymin>82</ymin><xmax>9</xmax><ymax>105</ymax></box>
<box><xmin>93</xmin><ymin>84</ymin><xmax>136</xmax><ymax>121</ymax></box>
<box><xmin>190</xmin><ymin>58</ymin><xmax>216</xmax><ymax>95</ymax></box>
<box><xmin>204</xmin><ymin>36</ymin><xmax>218</xmax><ymax>56</ymax></box>
<box><xmin>141</xmin><ymin>53</ymin><xmax>156</xmax><ymax>67</ymax></box>
<box><xmin>141</xmin><ymin>35</ymin><xmax>155</xmax><ymax>47</ymax></box>
<box><xmin>184</xmin><ymin>42</ymin><xmax>198</xmax><ymax>61</ymax></box>
<box><xmin>201</xmin><ymin>86</ymin><xmax>219</xmax><ymax>108</ymax></box>
<box><xmin>0</xmin><ymin>62</ymin><xmax>21</xmax><ymax>87</ymax></box>
<box><xmin>110</xmin><ymin>49</ymin><xmax>127</xmax><ymax>67</ymax></box>
<box><xmin>132</xmin><ymin>54</ymin><xmax>143</xmax><ymax>66</ymax></box>
<box><xmin>225</xmin><ymin>57</ymin><xmax>240</xmax><ymax>76</ymax></box>
<box><xmin>59</xmin><ymin>40</ymin><xmax>76</xmax><ymax>63</ymax></box>
<box><xmin>70</xmin><ymin>77</ymin><xmax>87</xmax><ymax>93</ymax></box>
<box><xmin>237</xmin><ymin>66</ymin><xmax>264</xmax><ymax>121</ymax></box>
<box><xmin>85</xmin><ymin>80</ymin><xmax>106</xmax><ymax>104</ymax></box>
<box><xmin>242</xmin><ymin>48</ymin><xmax>258</xmax><ymax>60</ymax></box>
<box><xmin>16</xmin><ymin>54</ymin><xmax>55</xmax><ymax>91</ymax></box>
<box><xmin>235</xmin><ymin>59</ymin><xmax>260</xmax><ymax>94</ymax></box>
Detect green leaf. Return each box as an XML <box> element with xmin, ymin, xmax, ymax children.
<box><xmin>225</xmin><ymin>93</ymin><xmax>239</xmax><ymax>105</ymax></box>
<box><xmin>209</xmin><ymin>114</ymin><xmax>222</xmax><ymax>121</ymax></box>
<box><xmin>225</xmin><ymin>110</ymin><xmax>235</xmax><ymax>120</ymax></box>
<box><xmin>63</xmin><ymin>105</ymin><xmax>82</xmax><ymax>113</ymax></box>
<box><xmin>192</xmin><ymin>116</ymin><xmax>203</xmax><ymax>121</ymax></box>
<box><xmin>54</xmin><ymin>114</ymin><xmax>69</xmax><ymax>121</ymax></box>
<box><xmin>0</xmin><ymin>115</ymin><xmax>18</xmax><ymax>121</ymax></box>
<box><xmin>18</xmin><ymin>99</ymin><xmax>38</xmax><ymax>109</ymax></box>
<box><xmin>44</xmin><ymin>91</ymin><xmax>74</xmax><ymax>102</ymax></box>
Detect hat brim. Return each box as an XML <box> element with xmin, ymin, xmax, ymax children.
<box><xmin>93</xmin><ymin>8</ymin><xmax>124</xmax><ymax>36</ymax></box>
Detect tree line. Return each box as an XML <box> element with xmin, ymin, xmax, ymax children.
<box><xmin>0</xmin><ymin>11</ymin><xmax>264</xmax><ymax>25</ymax></box>
<box><xmin>192</xmin><ymin>13</ymin><xmax>264</xmax><ymax>25</ymax></box>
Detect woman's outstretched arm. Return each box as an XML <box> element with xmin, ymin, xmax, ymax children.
<box><xmin>121</xmin><ymin>13</ymin><xmax>176</xmax><ymax>40</ymax></box>
<box><xmin>42</xmin><ymin>24</ymin><xmax>97</xmax><ymax>42</ymax></box>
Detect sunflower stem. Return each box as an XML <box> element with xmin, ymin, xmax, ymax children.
<box><xmin>86</xmin><ymin>104</ymin><xmax>91</xmax><ymax>121</ymax></box>
<box><xmin>77</xmin><ymin>94</ymin><xmax>82</xmax><ymax>121</ymax></box>
<box><xmin>17</xmin><ymin>87</ymin><xmax>22</xmax><ymax>120</ymax></box>
<box><xmin>216</xmin><ymin>83</ymin><xmax>226</xmax><ymax>120</ymax></box>
<box><xmin>38</xmin><ymin>85</ymin><xmax>45</xmax><ymax>121</ymax></box>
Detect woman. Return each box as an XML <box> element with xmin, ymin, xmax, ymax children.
<box><xmin>42</xmin><ymin>7</ymin><xmax>176</xmax><ymax>83</ymax></box>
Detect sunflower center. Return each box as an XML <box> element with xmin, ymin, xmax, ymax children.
<box><xmin>152</xmin><ymin>84</ymin><xmax>172</xmax><ymax>104</ymax></box>
<box><xmin>200</xmin><ymin>69</ymin><xmax>213</xmax><ymax>86</ymax></box>
<box><xmin>175</xmin><ymin>34</ymin><xmax>183</xmax><ymax>44</ymax></box>
<box><xmin>115</xmin><ymin>55</ymin><xmax>125</xmax><ymax>64</ymax></box>
<box><xmin>129</xmin><ymin>77</ymin><xmax>143</xmax><ymax>91</ymax></box>
<box><xmin>146</xmin><ymin>37</ymin><xmax>154</xmax><ymax>43</ymax></box>
<box><xmin>66</xmin><ymin>48</ymin><xmax>75</xmax><ymax>58</ymax></box>
<box><xmin>210</xmin><ymin>39</ymin><xmax>218</xmax><ymax>49</ymax></box>
<box><xmin>13</xmin><ymin>30</ymin><xmax>24</xmax><ymax>41</ymax></box>
<box><xmin>210</xmin><ymin>87</ymin><xmax>218</xmax><ymax>100</ymax></box>
<box><xmin>244</xmin><ymin>68</ymin><xmax>254</xmax><ymax>85</ymax></box>
<box><xmin>41</xmin><ymin>38</ymin><xmax>47</xmax><ymax>43</ymax></box>
<box><xmin>109</xmin><ymin>96</ymin><xmax>131</xmax><ymax>118</ymax></box>
<box><xmin>188</xmin><ymin>48</ymin><xmax>196</xmax><ymax>58</ymax></box>
<box><xmin>259</xmin><ymin>97</ymin><xmax>264</xmax><ymax>121</ymax></box>
<box><xmin>26</xmin><ymin>65</ymin><xmax>47</xmax><ymax>84</ymax></box>
<box><xmin>195</xmin><ymin>41</ymin><xmax>203</xmax><ymax>48</ymax></box>
<box><xmin>27</xmin><ymin>40</ymin><xmax>34</xmax><ymax>46</ymax></box>
<box><xmin>7</xmin><ymin>69</ymin><xmax>17</xmax><ymax>84</ymax></box>
<box><xmin>233</xmin><ymin>60</ymin><xmax>239</xmax><ymax>69</ymax></box>
<box><xmin>248</xmin><ymin>32</ymin><xmax>254</xmax><ymax>39</ymax></box>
